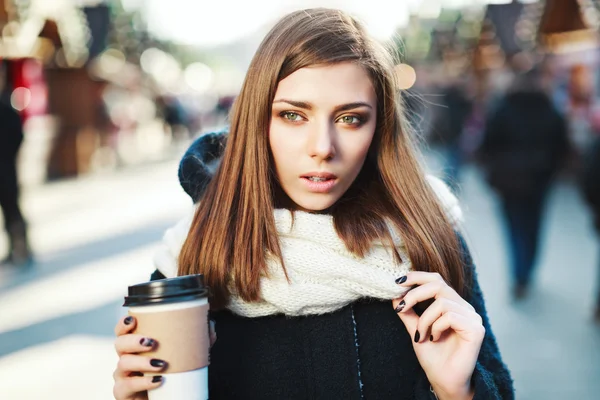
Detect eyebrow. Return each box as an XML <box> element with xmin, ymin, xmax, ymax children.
<box><xmin>273</xmin><ymin>99</ymin><xmax>373</xmax><ymax>113</ymax></box>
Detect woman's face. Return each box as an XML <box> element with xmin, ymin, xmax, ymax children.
<box><xmin>269</xmin><ymin>62</ymin><xmax>377</xmax><ymax>212</ymax></box>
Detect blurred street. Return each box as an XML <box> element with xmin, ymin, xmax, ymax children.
<box><xmin>0</xmin><ymin>151</ymin><xmax>598</xmax><ymax>400</ymax></box>
<box><xmin>0</xmin><ymin>154</ymin><xmax>193</xmax><ymax>400</ymax></box>
<box><xmin>1</xmin><ymin>0</ymin><xmax>600</xmax><ymax>399</ymax></box>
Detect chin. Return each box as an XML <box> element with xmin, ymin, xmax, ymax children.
<box><xmin>292</xmin><ymin>196</ymin><xmax>339</xmax><ymax>213</ymax></box>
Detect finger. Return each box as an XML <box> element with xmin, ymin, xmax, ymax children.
<box><xmin>415</xmin><ymin>298</ymin><xmax>480</xmax><ymax>343</ymax></box>
<box><xmin>430</xmin><ymin>311</ymin><xmax>486</xmax><ymax>343</ymax></box>
<box><xmin>395</xmin><ymin>271</ymin><xmax>446</xmax><ymax>287</ymax></box>
<box><xmin>115</xmin><ymin>334</ymin><xmax>158</xmax><ymax>356</ymax></box>
<box><xmin>392</xmin><ymin>299</ymin><xmax>419</xmax><ymax>337</ymax></box>
<box><xmin>114</xmin><ymin>354</ymin><xmax>168</xmax><ymax>379</ymax></box>
<box><xmin>396</xmin><ymin>272</ymin><xmax>472</xmax><ymax>309</ymax></box>
<box><xmin>115</xmin><ymin>315</ymin><xmax>137</xmax><ymax>337</ymax></box>
<box><xmin>113</xmin><ymin>375</ymin><xmax>163</xmax><ymax>399</ymax></box>
<box><xmin>397</xmin><ymin>272</ymin><xmax>476</xmax><ymax>313</ymax></box>
<box><xmin>398</xmin><ymin>281</ymin><xmax>465</xmax><ymax>314</ymax></box>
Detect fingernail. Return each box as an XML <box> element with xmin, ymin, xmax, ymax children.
<box><xmin>394</xmin><ymin>300</ymin><xmax>405</xmax><ymax>313</ymax></box>
<box><xmin>430</xmin><ymin>335</ymin><xmax>434</xmax><ymax>342</ymax></box>
<box><xmin>414</xmin><ymin>330</ymin><xmax>420</xmax><ymax>343</ymax></box>
<box><xmin>152</xmin><ymin>375</ymin><xmax>163</xmax><ymax>383</ymax></box>
<box><xmin>395</xmin><ymin>276</ymin><xmax>407</xmax><ymax>284</ymax></box>
<box><xmin>140</xmin><ymin>338</ymin><xmax>155</xmax><ymax>347</ymax></box>
<box><xmin>124</xmin><ymin>316</ymin><xmax>134</xmax><ymax>325</ymax></box>
<box><xmin>150</xmin><ymin>359</ymin><xmax>166</xmax><ymax>368</ymax></box>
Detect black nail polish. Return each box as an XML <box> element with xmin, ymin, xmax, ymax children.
<box><xmin>152</xmin><ymin>375</ymin><xmax>163</xmax><ymax>383</ymax></box>
<box><xmin>140</xmin><ymin>338</ymin><xmax>155</xmax><ymax>347</ymax></box>
<box><xmin>394</xmin><ymin>300</ymin><xmax>405</xmax><ymax>313</ymax></box>
<box><xmin>150</xmin><ymin>359</ymin><xmax>166</xmax><ymax>368</ymax></box>
<box><xmin>395</xmin><ymin>276</ymin><xmax>407</xmax><ymax>284</ymax></box>
<box><xmin>124</xmin><ymin>316</ymin><xmax>133</xmax><ymax>325</ymax></box>
<box><xmin>414</xmin><ymin>330</ymin><xmax>420</xmax><ymax>343</ymax></box>
<box><xmin>430</xmin><ymin>335</ymin><xmax>434</xmax><ymax>342</ymax></box>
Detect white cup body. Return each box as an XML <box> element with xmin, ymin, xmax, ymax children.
<box><xmin>129</xmin><ymin>298</ymin><xmax>209</xmax><ymax>400</ymax></box>
<box><xmin>148</xmin><ymin>367</ymin><xmax>208</xmax><ymax>400</ymax></box>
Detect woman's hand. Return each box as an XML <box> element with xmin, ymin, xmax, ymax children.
<box><xmin>392</xmin><ymin>272</ymin><xmax>484</xmax><ymax>400</ymax></box>
<box><xmin>112</xmin><ymin>316</ymin><xmax>167</xmax><ymax>400</ymax></box>
<box><xmin>112</xmin><ymin>316</ymin><xmax>217</xmax><ymax>400</ymax></box>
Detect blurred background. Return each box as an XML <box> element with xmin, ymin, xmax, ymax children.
<box><xmin>0</xmin><ymin>0</ymin><xmax>599</xmax><ymax>398</ymax></box>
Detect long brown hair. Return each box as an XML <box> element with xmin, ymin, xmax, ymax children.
<box><xmin>178</xmin><ymin>8</ymin><xmax>465</xmax><ymax>307</ymax></box>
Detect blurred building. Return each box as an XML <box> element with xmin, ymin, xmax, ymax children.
<box><xmin>0</xmin><ymin>0</ymin><xmax>199</xmax><ymax>183</ymax></box>
<box><xmin>539</xmin><ymin>0</ymin><xmax>599</xmax><ymax>54</ymax></box>
<box><xmin>538</xmin><ymin>0</ymin><xmax>600</xmax><ymax>74</ymax></box>
<box><xmin>0</xmin><ymin>0</ymin><xmax>113</xmax><ymax>180</ymax></box>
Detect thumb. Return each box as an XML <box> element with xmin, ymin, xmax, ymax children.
<box><xmin>392</xmin><ymin>299</ymin><xmax>419</xmax><ymax>336</ymax></box>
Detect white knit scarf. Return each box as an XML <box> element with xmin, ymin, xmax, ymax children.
<box><xmin>154</xmin><ymin>176</ymin><xmax>462</xmax><ymax>317</ymax></box>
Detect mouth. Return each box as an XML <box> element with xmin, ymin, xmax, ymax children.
<box><xmin>300</xmin><ymin>172</ymin><xmax>338</xmax><ymax>193</ymax></box>
<box><xmin>301</xmin><ymin>172</ymin><xmax>337</xmax><ymax>181</ymax></box>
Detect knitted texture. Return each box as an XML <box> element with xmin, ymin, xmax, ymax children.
<box><xmin>154</xmin><ymin>176</ymin><xmax>463</xmax><ymax>318</ymax></box>
<box><xmin>230</xmin><ymin>209</ymin><xmax>412</xmax><ymax>317</ymax></box>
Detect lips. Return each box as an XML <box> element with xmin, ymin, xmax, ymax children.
<box><xmin>300</xmin><ymin>172</ymin><xmax>338</xmax><ymax>193</ymax></box>
<box><xmin>300</xmin><ymin>172</ymin><xmax>337</xmax><ymax>180</ymax></box>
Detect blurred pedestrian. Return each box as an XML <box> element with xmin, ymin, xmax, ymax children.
<box><xmin>429</xmin><ymin>81</ymin><xmax>473</xmax><ymax>192</ymax></box>
<box><xmin>479</xmin><ymin>68</ymin><xmax>569</xmax><ymax>300</ymax></box>
<box><xmin>157</xmin><ymin>95</ymin><xmax>190</xmax><ymax>139</ymax></box>
<box><xmin>112</xmin><ymin>8</ymin><xmax>513</xmax><ymax>400</ymax></box>
<box><xmin>580</xmin><ymin>137</ymin><xmax>600</xmax><ymax>322</ymax></box>
<box><xmin>0</xmin><ymin>62</ymin><xmax>33</xmax><ymax>267</ymax></box>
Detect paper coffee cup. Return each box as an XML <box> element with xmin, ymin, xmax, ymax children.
<box><xmin>123</xmin><ymin>275</ymin><xmax>210</xmax><ymax>400</ymax></box>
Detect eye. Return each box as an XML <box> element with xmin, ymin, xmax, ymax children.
<box><xmin>280</xmin><ymin>111</ymin><xmax>305</xmax><ymax>122</ymax></box>
<box><xmin>337</xmin><ymin>115</ymin><xmax>362</xmax><ymax>125</ymax></box>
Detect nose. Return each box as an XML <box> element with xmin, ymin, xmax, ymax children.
<box><xmin>308</xmin><ymin>121</ymin><xmax>336</xmax><ymax>161</ymax></box>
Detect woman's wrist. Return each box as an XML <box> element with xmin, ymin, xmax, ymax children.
<box><xmin>431</xmin><ymin>379</ymin><xmax>474</xmax><ymax>400</ymax></box>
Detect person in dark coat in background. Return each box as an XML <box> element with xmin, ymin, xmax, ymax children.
<box><xmin>429</xmin><ymin>82</ymin><xmax>473</xmax><ymax>192</ymax></box>
<box><xmin>479</xmin><ymin>69</ymin><xmax>569</xmax><ymax>300</ymax></box>
<box><xmin>580</xmin><ymin>137</ymin><xmax>600</xmax><ymax>321</ymax></box>
<box><xmin>0</xmin><ymin>62</ymin><xmax>33</xmax><ymax>267</ymax></box>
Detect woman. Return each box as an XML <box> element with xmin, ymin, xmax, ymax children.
<box><xmin>113</xmin><ymin>8</ymin><xmax>513</xmax><ymax>400</ymax></box>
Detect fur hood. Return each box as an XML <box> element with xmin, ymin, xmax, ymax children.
<box><xmin>178</xmin><ymin>128</ymin><xmax>229</xmax><ymax>203</ymax></box>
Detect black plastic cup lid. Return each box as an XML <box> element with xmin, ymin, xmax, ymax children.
<box><xmin>123</xmin><ymin>274</ymin><xmax>209</xmax><ymax>307</ymax></box>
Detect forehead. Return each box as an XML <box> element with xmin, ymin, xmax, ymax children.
<box><xmin>274</xmin><ymin>62</ymin><xmax>376</xmax><ymax>106</ymax></box>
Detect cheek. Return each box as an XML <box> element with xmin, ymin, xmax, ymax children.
<box><xmin>349</xmin><ymin>133</ymin><xmax>375</xmax><ymax>169</ymax></box>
